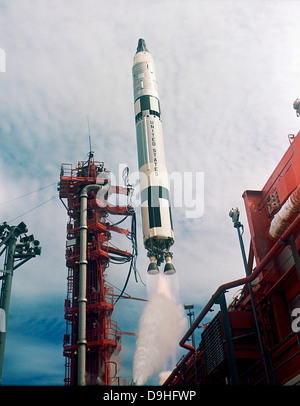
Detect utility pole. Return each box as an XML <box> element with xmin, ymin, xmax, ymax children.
<box><xmin>0</xmin><ymin>221</ymin><xmax>41</xmax><ymax>385</ymax></box>
<box><xmin>229</xmin><ymin>207</ymin><xmax>270</xmax><ymax>384</ymax></box>
<box><xmin>184</xmin><ymin>304</ymin><xmax>199</xmax><ymax>385</ymax></box>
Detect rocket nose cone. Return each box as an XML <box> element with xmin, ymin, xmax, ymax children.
<box><xmin>136</xmin><ymin>38</ymin><xmax>148</xmax><ymax>53</ymax></box>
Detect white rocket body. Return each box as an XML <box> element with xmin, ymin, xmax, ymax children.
<box><xmin>132</xmin><ymin>38</ymin><xmax>175</xmax><ymax>275</ymax></box>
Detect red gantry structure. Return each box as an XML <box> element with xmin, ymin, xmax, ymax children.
<box><xmin>59</xmin><ymin>152</ymin><xmax>136</xmax><ymax>386</ymax></box>
<box><xmin>165</xmin><ymin>130</ymin><xmax>300</xmax><ymax>386</ymax></box>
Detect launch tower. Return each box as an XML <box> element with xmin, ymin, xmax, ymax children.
<box><xmin>59</xmin><ymin>152</ymin><xmax>135</xmax><ymax>385</ymax></box>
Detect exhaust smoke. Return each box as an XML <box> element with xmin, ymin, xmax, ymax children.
<box><xmin>132</xmin><ymin>273</ymin><xmax>187</xmax><ymax>385</ymax></box>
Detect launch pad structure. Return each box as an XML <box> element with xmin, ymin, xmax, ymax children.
<box><xmin>59</xmin><ymin>152</ymin><xmax>136</xmax><ymax>386</ymax></box>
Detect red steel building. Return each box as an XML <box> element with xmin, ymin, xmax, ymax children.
<box><xmin>165</xmin><ymin>131</ymin><xmax>300</xmax><ymax>386</ymax></box>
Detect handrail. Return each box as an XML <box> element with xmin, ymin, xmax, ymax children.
<box><xmin>163</xmin><ymin>212</ymin><xmax>300</xmax><ymax>385</ymax></box>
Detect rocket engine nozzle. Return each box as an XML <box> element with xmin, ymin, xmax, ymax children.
<box><xmin>163</xmin><ymin>255</ymin><xmax>176</xmax><ymax>275</ymax></box>
<box><xmin>147</xmin><ymin>255</ymin><xmax>159</xmax><ymax>275</ymax></box>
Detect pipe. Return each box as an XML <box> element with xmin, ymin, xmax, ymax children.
<box><xmin>235</xmin><ymin>218</ymin><xmax>270</xmax><ymax>384</ymax></box>
<box><xmin>77</xmin><ymin>182</ymin><xmax>110</xmax><ymax>386</ymax></box>
<box><xmin>163</xmin><ymin>212</ymin><xmax>300</xmax><ymax>385</ymax></box>
<box><xmin>269</xmin><ymin>184</ymin><xmax>300</xmax><ymax>239</ymax></box>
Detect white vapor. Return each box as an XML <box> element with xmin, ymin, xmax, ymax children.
<box><xmin>159</xmin><ymin>370</ymin><xmax>173</xmax><ymax>385</ymax></box>
<box><xmin>132</xmin><ymin>273</ymin><xmax>187</xmax><ymax>385</ymax></box>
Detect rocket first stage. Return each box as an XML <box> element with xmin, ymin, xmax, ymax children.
<box><xmin>132</xmin><ymin>38</ymin><xmax>175</xmax><ymax>275</ymax></box>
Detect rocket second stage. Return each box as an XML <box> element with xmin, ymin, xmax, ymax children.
<box><xmin>132</xmin><ymin>38</ymin><xmax>175</xmax><ymax>275</ymax></box>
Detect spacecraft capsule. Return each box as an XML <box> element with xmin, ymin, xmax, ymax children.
<box><xmin>132</xmin><ymin>38</ymin><xmax>175</xmax><ymax>275</ymax></box>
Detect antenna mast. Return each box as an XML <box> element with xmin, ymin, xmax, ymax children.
<box><xmin>87</xmin><ymin>116</ymin><xmax>93</xmax><ymax>157</ymax></box>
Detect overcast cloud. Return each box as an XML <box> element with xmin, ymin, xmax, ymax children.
<box><xmin>1</xmin><ymin>0</ymin><xmax>300</xmax><ymax>385</ymax></box>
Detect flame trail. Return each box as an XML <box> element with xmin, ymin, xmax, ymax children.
<box><xmin>132</xmin><ymin>274</ymin><xmax>187</xmax><ymax>385</ymax></box>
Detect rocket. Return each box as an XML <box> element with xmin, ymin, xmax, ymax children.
<box><xmin>132</xmin><ymin>38</ymin><xmax>175</xmax><ymax>275</ymax></box>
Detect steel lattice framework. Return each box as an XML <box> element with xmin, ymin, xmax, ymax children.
<box><xmin>59</xmin><ymin>153</ymin><xmax>136</xmax><ymax>385</ymax></box>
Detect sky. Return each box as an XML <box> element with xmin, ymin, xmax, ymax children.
<box><xmin>1</xmin><ymin>0</ymin><xmax>300</xmax><ymax>386</ymax></box>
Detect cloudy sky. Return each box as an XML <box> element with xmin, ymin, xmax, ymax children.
<box><xmin>1</xmin><ymin>0</ymin><xmax>300</xmax><ymax>385</ymax></box>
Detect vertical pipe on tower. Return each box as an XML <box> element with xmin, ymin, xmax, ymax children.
<box><xmin>77</xmin><ymin>182</ymin><xmax>110</xmax><ymax>386</ymax></box>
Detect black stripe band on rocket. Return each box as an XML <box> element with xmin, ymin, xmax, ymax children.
<box><xmin>141</xmin><ymin>186</ymin><xmax>173</xmax><ymax>229</ymax></box>
<box><xmin>135</xmin><ymin>95</ymin><xmax>161</xmax><ymax>123</ymax></box>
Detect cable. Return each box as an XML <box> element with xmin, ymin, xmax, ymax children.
<box><xmin>106</xmin><ymin>280</ymin><xmax>132</xmax><ymax>298</ymax></box>
<box><xmin>0</xmin><ymin>182</ymin><xmax>57</xmax><ymax>206</ymax></box>
<box><xmin>114</xmin><ymin>212</ymin><xmax>145</xmax><ymax>305</ymax></box>
<box><xmin>8</xmin><ymin>195</ymin><xmax>57</xmax><ymax>223</ymax></box>
<box><xmin>110</xmin><ymin>215</ymin><xmax>129</xmax><ymax>227</ymax></box>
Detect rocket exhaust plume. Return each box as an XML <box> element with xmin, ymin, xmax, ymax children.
<box><xmin>132</xmin><ymin>274</ymin><xmax>187</xmax><ymax>385</ymax></box>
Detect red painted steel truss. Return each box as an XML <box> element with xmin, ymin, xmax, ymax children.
<box><xmin>59</xmin><ymin>155</ymin><xmax>135</xmax><ymax>385</ymax></box>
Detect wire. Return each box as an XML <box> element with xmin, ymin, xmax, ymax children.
<box><xmin>0</xmin><ymin>182</ymin><xmax>57</xmax><ymax>206</ymax></box>
<box><xmin>114</xmin><ymin>212</ymin><xmax>145</xmax><ymax>305</ymax></box>
<box><xmin>106</xmin><ymin>280</ymin><xmax>132</xmax><ymax>298</ymax></box>
<box><xmin>110</xmin><ymin>215</ymin><xmax>129</xmax><ymax>227</ymax></box>
<box><xmin>8</xmin><ymin>195</ymin><xmax>58</xmax><ymax>223</ymax></box>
